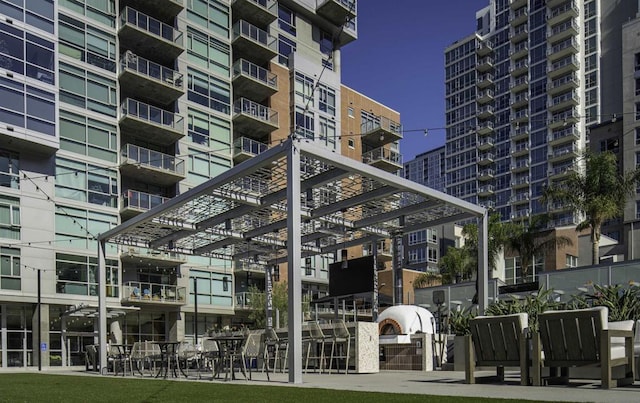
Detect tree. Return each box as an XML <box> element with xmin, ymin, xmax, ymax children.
<box><xmin>541</xmin><ymin>151</ymin><xmax>639</xmax><ymax>264</ymax></box>
<box><xmin>438</xmin><ymin>246</ymin><xmax>473</xmax><ymax>284</ymax></box>
<box><xmin>462</xmin><ymin>213</ymin><xmax>514</xmax><ymax>274</ymax></box>
<box><xmin>246</xmin><ymin>282</ymin><xmax>310</xmax><ymax>328</ymax></box>
<box><xmin>413</xmin><ymin>271</ymin><xmax>442</xmax><ymax>288</ymax></box>
<box><xmin>506</xmin><ymin>215</ymin><xmax>572</xmax><ymax>283</ymax></box>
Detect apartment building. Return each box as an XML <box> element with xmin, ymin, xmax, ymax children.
<box><xmin>444</xmin><ymin>0</ymin><xmax>638</xmax><ymax>280</ymax></box>
<box><xmin>0</xmin><ymin>0</ymin><xmax>404</xmax><ymax>369</ymax></box>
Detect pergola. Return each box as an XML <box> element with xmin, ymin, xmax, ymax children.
<box><xmin>97</xmin><ymin>137</ymin><xmax>488</xmax><ymax>383</ymax></box>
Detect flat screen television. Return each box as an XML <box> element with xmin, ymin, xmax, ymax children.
<box><xmin>328</xmin><ymin>255</ymin><xmax>374</xmax><ymax>297</ymax></box>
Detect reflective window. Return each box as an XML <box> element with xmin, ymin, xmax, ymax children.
<box><xmin>0</xmin><ymin>22</ymin><xmax>54</xmax><ymax>84</ymax></box>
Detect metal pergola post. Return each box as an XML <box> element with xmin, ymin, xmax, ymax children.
<box><xmin>98</xmin><ymin>239</ymin><xmax>107</xmax><ymax>373</ymax></box>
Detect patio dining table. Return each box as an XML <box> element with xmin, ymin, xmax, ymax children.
<box><xmin>207</xmin><ymin>333</ymin><xmax>247</xmax><ymax>381</ymax></box>
<box><xmin>153</xmin><ymin>341</ymin><xmax>186</xmax><ymax>379</ymax></box>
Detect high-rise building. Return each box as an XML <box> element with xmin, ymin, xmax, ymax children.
<box><xmin>0</xmin><ymin>0</ymin><xmax>403</xmax><ymax>369</ymax></box>
<box><xmin>444</xmin><ymin>0</ymin><xmax>639</xmax><ymax>272</ymax></box>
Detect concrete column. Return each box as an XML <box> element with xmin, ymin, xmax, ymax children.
<box><xmin>168</xmin><ymin>311</ymin><xmax>184</xmax><ymax>341</ymax></box>
<box><xmin>32</xmin><ymin>303</ymin><xmax>49</xmax><ymax>367</ymax></box>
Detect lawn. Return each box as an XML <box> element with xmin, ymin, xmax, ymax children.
<box><xmin>0</xmin><ymin>374</ymin><xmax>540</xmax><ymax>403</ymax></box>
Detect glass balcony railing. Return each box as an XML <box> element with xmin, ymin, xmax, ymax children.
<box><xmin>234</xmin><ymin>136</ymin><xmax>267</xmax><ymax>158</ymax></box>
<box><xmin>121</xmin><ymin>98</ymin><xmax>184</xmax><ymax>133</ymax></box>
<box><xmin>123</xmin><ymin>281</ymin><xmax>186</xmax><ymax>304</ymax></box>
<box><xmin>362</xmin><ymin>147</ymin><xmax>402</xmax><ymax>166</ymax></box>
<box><xmin>120</xmin><ymin>7</ymin><xmax>184</xmax><ymax>47</ymax></box>
<box><xmin>360</xmin><ymin>116</ymin><xmax>403</xmax><ymax>137</ymax></box>
<box><xmin>232</xmin><ymin>20</ymin><xmax>276</xmax><ymax>50</ymax></box>
<box><xmin>121</xmin><ymin>144</ymin><xmax>185</xmax><ymax>176</ymax></box>
<box><xmin>120</xmin><ymin>52</ymin><xmax>183</xmax><ymax>89</ymax></box>
<box><xmin>233</xmin><ymin>59</ymin><xmax>277</xmax><ymax>88</ymax></box>
<box><xmin>122</xmin><ymin>189</ymin><xmax>169</xmax><ymax>212</ymax></box>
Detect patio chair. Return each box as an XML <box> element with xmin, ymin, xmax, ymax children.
<box><xmin>177</xmin><ymin>341</ymin><xmax>200</xmax><ymax>378</ymax></box>
<box><xmin>305</xmin><ymin>321</ymin><xmax>332</xmax><ymax>373</ymax></box>
<box><xmin>201</xmin><ymin>338</ymin><xmax>221</xmax><ymax>379</ymax></box>
<box><xmin>263</xmin><ymin>327</ymin><xmax>288</xmax><ymax>374</ymax></box>
<box><xmin>535</xmin><ymin>306</ymin><xmax>635</xmax><ymax>388</ymax></box>
<box><xmin>329</xmin><ymin>319</ymin><xmax>352</xmax><ymax>374</ymax></box>
<box><xmin>464</xmin><ymin>313</ymin><xmax>530</xmax><ymax>385</ymax></box>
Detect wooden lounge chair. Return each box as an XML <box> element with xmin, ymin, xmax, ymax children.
<box><xmin>534</xmin><ymin>306</ymin><xmax>635</xmax><ymax>388</ymax></box>
<box><xmin>464</xmin><ymin>313</ymin><xmax>530</xmax><ymax>385</ymax></box>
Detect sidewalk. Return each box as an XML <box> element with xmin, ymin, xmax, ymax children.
<box><xmin>22</xmin><ymin>366</ymin><xmax>639</xmax><ymax>403</ymax></box>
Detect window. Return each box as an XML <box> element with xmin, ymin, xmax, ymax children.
<box><xmin>636</xmin><ymin>53</ymin><xmax>640</xmax><ymax>71</ymax></box>
<box><xmin>56</xmin><ymin>253</ymin><xmax>118</xmax><ymax>297</ymax></box>
<box><xmin>189</xmin><ymin>270</ymin><xmax>233</xmax><ymax>306</ymax></box>
<box><xmin>636</xmin><ymin>103</ymin><xmax>640</xmax><ymax>120</ymax></box>
<box><xmin>59</xmin><ymin>62</ymin><xmax>117</xmax><ymax>117</ymax></box>
<box><xmin>188</xmin><ymin>149</ymin><xmax>231</xmax><ymax>185</ymax></box>
<box><xmin>427</xmin><ymin>247</ymin><xmax>437</xmax><ymax>263</ymax></box>
<box><xmin>636</xmin><ymin>128</ymin><xmax>640</xmax><ymax>145</ymax></box>
<box><xmin>408</xmin><ymin>247</ymin><xmax>426</xmax><ymax>264</ymax></box>
<box><xmin>59</xmin><ymin>14</ymin><xmax>116</xmax><ymax>72</ymax></box>
<box><xmin>0</xmin><ymin>76</ymin><xmax>56</xmax><ymax>136</ymax></box>
<box><xmin>187</xmin><ymin>0</ymin><xmax>229</xmax><ymax>38</ymax></box>
<box><xmin>319</xmin><ymin>116</ymin><xmax>336</xmax><ymax>150</ymax></box>
<box><xmin>295</xmin><ymin>107</ymin><xmax>314</xmax><ymax>139</ymax></box>
<box><xmin>55</xmin><ymin>158</ymin><xmax>118</xmax><ymax>207</ymax></box>
<box><xmin>187</xmin><ymin>68</ymin><xmax>231</xmax><ymax>114</ymax></box>
<box><xmin>0</xmin><ymin>196</ymin><xmax>20</xmax><ymax>240</ymax></box>
<box><xmin>1</xmin><ymin>247</ymin><xmax>20</xmax><ymax>290</ymax></box>
<box><xmin>566</xmin><ymin>254</ymin><xmax>578</xmax><ymax>268</ymax></box>
<box><xmin>187</xmin><ymin>107</ymin><xmax>231</xmax><ymax>147</ymax></box>
<box><xmin>278</xmin><ymin>5</ymin><xmax>296</xmax><ymax>36</ymax></box>
<box><xmin>347</xmin><ymin>107</ymin><xmax>354</xmax><ymax>118</ymax></box>
<box><xmin>408</xmin><ymin>230</ymin><xmax>426</xmax><ymax>245</ymax></box>
<box><xmin>294</xmin><ymin>72</ymin><xmax>314</xmax><ymax>106</ymax></box>
<box><xmin>348</xmin><ymin>138</ymin><xmax>355</xmax><ymax>148</ymax></box>
<box><xmin>0</xmin><ymin>0</ymin><xmax>54</xmax><ymax>33</ymax></box>
<box><xmin>186</xmin><ymin>27</ymin><xmax>230</xmax><ymax>77</ymax></box>
<box><xmin>637</xmin><ymin>201</ymin><xmax>640</xmax><ymax>219</ymax></box>
<box><xmin>277</xmin><ymin>35</ymin><xmax>296</xmax><ymax>65</ymax></box>
<box><xmin>0</xmin><ymin>21</ymin><xmax>55</xmax><ymax>83</ymax></box>
<box><xmin>59</xmin><ymin>110</ymin><xmax>117</xmax><ymax>163</ymax></box>
<box><xmin>318</xmin><ymin>84</ymin><xmax>336</xmax><ymax>116</ymax></box>
<box><xmin>0</xmin><ymin>150</ymin><xmax>19</xmax><ymax>189</ymax></box>
<box><xmin>55</xmin><ymin>206</ymin><xmax>118</xmax><ymax>250</ymax></box>
<box><xmin>59</xmin><ymin>0</ymin><xmax>116</xmax><ymax>27</ymax></box>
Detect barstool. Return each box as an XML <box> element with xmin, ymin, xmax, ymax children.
<box><xmin>305</xmin><ymin>321</ymin><xmax>331</xmax><ymax>373</ymax></box>
<box><xmin>329</xmin><ymin>319</ymin><xmax>351</xmax><ymax>374</ymax></box>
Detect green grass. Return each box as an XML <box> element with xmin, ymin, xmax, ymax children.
<box><xmin>0</xmin><ymin>374</ymin><xmax>543</xmax><ymax>403</ymax></box>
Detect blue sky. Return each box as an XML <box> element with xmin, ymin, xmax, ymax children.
<box><xmin>341</xmin><ymin>1</ymin><xmax>483</xmax><ymax>161</ymax></box>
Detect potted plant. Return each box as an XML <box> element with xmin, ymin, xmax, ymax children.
<box><xmin>447</xmin><ymin>307</ymin><xmax>476</xmax><ymax>371</ymax></box>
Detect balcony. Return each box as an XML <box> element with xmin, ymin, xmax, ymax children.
<box><xmin>511</xmin><ymin>109</ymin><xmax>529</xmax><ymax>124</ymax></box>
<box><xmin>549</xmin><ymin>164</ymin><xmax>574</xmax><ymax>179</ymax></box>
<box><xmin>476</xmin><ymin>40</ymin><xmax>493</xmax><ymax>56</ymax></box>
<box><xmin>477</xmin><ymin>73</ymin><xmax>494</xmax><ymax>88</ymax></box>
<box><xmin>547</xmin><ymin>73</ymin><xmax>579</xmax><ymax>95</ymax></box>
<box><xmin>510</xmin><ymin>192</ymin><xmax>530</xmax><ymax>204</ymax></box>
<box><xmin>510</xmin><ymin>58</ymin><xmax>529</xmax><ymax>76</ymax></box>
<box><xmin>511</xmin><ymin>125</ymin><xmax>529</xmax><ymax>141</ymax></box>
<box><xmin>118</xmin><ymin>7</ymin><xmax>184</xmax><ymax>64</ymax></box>
<box><xmin>552</xmin><ymin>214</ymin><xmax>578</xmax><ymax>227</ymax></box>
<box><xmin>548</xmin><ymin>91</ymin><xmax>579</xmax><ymax>112</ymax></box>
<box><xmin>510</xmin><ymin>7</ymin><xmax>528</xmax><ymax>26</ymax></box>
<box><xmin>477</xmin><ymin>89</ymin><xmax>494</xmax><ymax>104</ymax></box>
<box><xmin>511</xmin><ymin>209</ymin><xmax>530</xmax><ymax>221</ymax></box>
<box><xmin>478</xmin><ymin>168</ymin><xmax>495</xmax><ymax>181</ymax></box>
<box><xmin>478</xmin><ymin>185</ymin><xmax>495</xmax><ymax>197</ymax></box>
<box><xmin>232</xmin><ymin>98</ymin><xmax>279</xmax><ymax>137</ymax></box>
<box><xmin>548</xmin><ymin>143</ymin><xmax>579</xmax><ymax>163</ymax></box>
<box><xmin>231</xmin><ymin>0</ymin><xmax>278</xmax><ymax>27</ymax></box>
<box><xmin>510</xmin><ymin>0</ymin><xmax>527</xmax><ymax>9</ymax></box>
<box><xmin>511</xmin><ymin>92</ymin><xmax>529</xmax><ymax>108</ymax></box>
<box><xmin>547</xmin><ymin>18</ymin><xmax>578</xmax><ymax>43</ymax></box>
<box><xmin>120</xmin><ymin>189</ymin><xmax>169</xmax><ymax>219</ymax></box>
<box><xmin>478</xmin><ymin>152</ymin><xmax>495</xmax><ymax>165</ymax></box>
<box><xmin>547</xmin><ymin>55</ymin><xmax>580</xmax><ymax>78</ymax></box>
<box><xmin>511</xmin><ymin>142</ymin><xmax>529</xmax><ymax>157</ymax></box>
<box><xmin>232</xmin><ymin>20</ymin><xmax>277</xmax><ymax>64</ymax></box>
<box><xmin>119</xmin><ymin>52</ymin><xmax>184</xmax><ymax>105</ymax></box>
<box><xmin>548</xmin><ymin>108</ymin><xmax>579</xmax><ymax>129</ymax></box>
<box><xmin>510</xmin><ymin>41</ymin><xmax>529</xmax><ymax>59</ymax></box>
<box><xmin>477</xmin><ymin>136</ymin><xmax>495</xmax><ymax>151</ymax></box>
<box><xmin>476</xmin><ymin>56</ymin><xmax>494</xmax><ymax>72</ymax></box>
<box><xmin>122</xmin><ymin>281</ymin><xmax>186</xmax><ymax>306</ymax></box>
<box><xmin>233</xmin><ymin>136</ymin><xmax>267</xmax><ymax>163</ymax></box>
<box><xmin>511</xmin><ymin>176</ymin><xmax>529</xmax><ymax>188</ymax></box>
<box><xmin>548</xmin><ymin>202</ymin><xmax>570</xmax><ymax>214</ymax></box>
<box><xmin>120</xmin><ymin>144</ymin><xmax>185</xmax><ymax>185</ymax></box>
<box><xmin>510</xmin><ymin>75</ymin><xmax>529</xmax><ymax>91</ymax></box>
<box><xmin>511</xmin><ymin>158</ymin><xmax>530</xmax><ymax>172</ymax></box>
<box><xmin>316</xmin><ymin>0</ymin><xmax>357</xmax><ymax>27</ymax></box>
<box><xmin>548</xmin><ymin>126</ymin><xmax>579</xmax><ymax>146</ymax></box>
<box><xmin>120</xmin><ymin>246</ymin><xmax>186</xmax><ymax>267</ymax></box>
<box><xmin>477</xmin><ymin>121</ymin><xmax>495</xmax><ymax>135</ymax></box>
<box><xmin>547</xmin><ymin>37</ymin><xmax>579</xmax><ymax>61</ymax></box>
<box><xmin>510</xmin><ymin>24</ymin><xmax>529</xmax><ymax>43</ymax></box>
<box><xmin>479</xmin><ymin>200</ymin><xmax>496</xmax><ymax>210</ymax></box>
<box><xmin>360</xmin><ymin>115</ymin><xmax>402</xmax><ymax>147</ymax></box>
<box><xmin>547</xmin><ymin>1</ymin><xmax>578</xmax><ymax>25</ymax></box>
<box><xmin>362</xmin><ymin>147</ymin><xmax>402</xmax><ymax>172</ymax></box>
<box><xmin>363</xmin><ymin>241</ymin><xmax>392</xmax><ymax>262</ymax></box>
<box><xmin>232</xmin><ymin>59</ymin><xmax>278</xmax><ymax>101</ymax></box>
<box><xmin>119</xmin><ymin>99</ymin><xmax>184</xmax><ymax>145</ymax></box>
<box><xmin>120</xmin><ymin>0</ymin><xmax>184</xmax><ymax>20</ymax></box>
<box><xmin>477</xmin><ymin>105</ymin><xmax>494</xmax><ymax>119</ymax></box>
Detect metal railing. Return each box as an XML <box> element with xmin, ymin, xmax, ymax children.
<box><xmin>233</xmin><ymin>136</ymin><xmax>267</xmax><ymax>157</ymax></box>
<box><xmin>121</xmin><ymin>144</ymin><xmax>185</xmax><ymax>175</ymax></box>
<box><xmin>123</xmin><ymin>281</ymin><xmax>186</xmax><ymax>303</ymax></box>
<box><xmin>232</xmin><ymin>20</ymin><xmax>276</xmax><ymax>50</ymax></box>
<box><xmin>120</xmin><ymin>7</ymin><xmax>183</xmax><ymax>46</ymax></box>
<box><xmin>120</xmin><ymin>98</ymin><xmax>184</xmax><ymax>132</ymax></box>
<box><xmin>120</xmin><ymin>52</ymin><xmax>183</xmax><ymax>88</ymax></box>
<box><xmin>122</xmin><ymin>189</ymin><xmax>169</xmax><ymax>212</ymax></box>
<box><xmin>362</xmin><ymin>147</ymin><xmax>402</xmax><ymax>166</ymax></box>
<box><xmin>360</xmin><ymin>115</ymin><xmax>402</xmax><ymax>136</ymax></box>
<box><xmin>232</xmin><ymin>59</ymin><xmax>277</xmax><ymax>89</ymax></box>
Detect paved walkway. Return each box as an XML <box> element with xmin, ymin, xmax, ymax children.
<box><xmin>8</xmin><ymin>367</ymin><xmax>640</xmax><ymax>403</ymax></box>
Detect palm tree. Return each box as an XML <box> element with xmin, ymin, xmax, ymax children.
<box><xmin>541</xmin><ymin>151</ymin><xmax>640</xmax><ymax>264</ymax></box>
<box><xmin>506</xmin><ymin>215</ymin><xmax>573</xmax><ymax>283</ymax></box>
<box><xmin>438</xmin><ymin>246</ymin><xmax>472</xmax><ymax>284</ymax></box>
<box><xmin>462</xmin><ymin>213</ymin><xmax>514</xmax><ymax>274</ymax></box>
<box><xmin>413</xmin><ymin>271</ymin><xmax>442</xmax><ymax>288</ymax></box>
